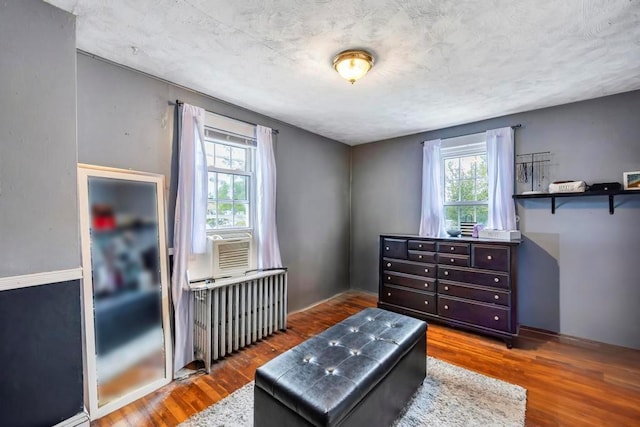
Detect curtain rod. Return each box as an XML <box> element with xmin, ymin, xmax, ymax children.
<box><xmin>420</xmin><ymin>124</ymin><xmax>521</xmax><ymax>144</ymax></box>
<box><xmin>170</xmin><ymin>100</ymin><xmax>279</xmax><ymax>135</ymax></box>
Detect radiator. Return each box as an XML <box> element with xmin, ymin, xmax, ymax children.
<box><xmin>192</xmin><ymin>269</ymin><xmax>287</xmax><ymax>372</ymax></box>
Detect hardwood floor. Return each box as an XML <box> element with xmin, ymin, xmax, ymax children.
<box><xmin>94</xmin><ymin>291</ymin><xmax>640</xmax><ymax>426</ymax></box>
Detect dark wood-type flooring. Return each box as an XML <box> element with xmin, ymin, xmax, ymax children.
<box><xmin>94</xmin><ymin>291</ymin><xmax>640</xmax><ymax>426</ymax></box>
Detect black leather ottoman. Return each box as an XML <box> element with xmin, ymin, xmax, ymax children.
<box><xmin>254</xmin><ymin>307</ymin><xmax>427</xmax><ymax>427</ymax></box>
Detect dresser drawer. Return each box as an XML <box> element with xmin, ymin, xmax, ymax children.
<box><xmin>437</xmin><ymin>242</ymin><xmax>470</xmax><ymax>255</ymax></box>
<box><xmin>382</xmin><ymin>238</ymin><xmax>407</xmax><ymax>259</ymax></box>
<box><xmin>438</xmin><ymin>266</ymin><xmax>509</xmax><ymax>289</ymax></box>
<box><xmin>438</xmin><ymin>280</ymin><xmax>509</xmax><ymax>306</ymax></box>
<box><xmin>472</xmin><ymin>245</ymin><xmax>510</xmax><ymax>272</ymax></box>
<box><xmin>381</xmin><ymin>285</ymin><xmax>436</xmax><ymax>315</ymax></box>
<box><xmin>383</xmin><ymin>272</ymin><xmax>436</xmax><ymax>292</ymax></box>
<box><xmin>408</xmin><ymin>240</ymin><xmax>436</xmax><ymax>252</ymax></box>
<box><xmin>436</xmin><ymin>253</ymin><xmax>470</xmax><ymax>267</ymax></box>
<box><xmin>383</xmin><ymin>258</ymin><xmax>436</xmax><ymax>278</ymax></box>
<box><xmin>438</xmin><ymin>296</ymin><xmax>510</xmax><ymax>332</ymax></box>
<box><xmin>408</xmin><ymin>250</ymin><xmax>437</xmax><ymax>264</ymax></box>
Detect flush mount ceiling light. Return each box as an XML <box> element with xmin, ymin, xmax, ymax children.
<box><xmin>333</xmin><ymin>49</ymin><xmax>375</xmax><ymax>84</ymax></box>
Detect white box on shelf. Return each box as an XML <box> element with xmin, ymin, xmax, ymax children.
<box><xmin>478</xmin><ymin>229</ymin><xmax>521</xmax><ymax>240</ymax></box>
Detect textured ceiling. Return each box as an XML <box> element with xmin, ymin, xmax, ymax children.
<box><xmin>46</xmin><ymin>0</ymin><xmax>640</xmax><ymax>145</ymax></box>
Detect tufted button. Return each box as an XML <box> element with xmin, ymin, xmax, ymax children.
<box><xmin>330</xmin><ymin>340</ymin><xmax>338</xmax><ymax>346</ymax></box>
<box><xmin>303</xmin><ymin>356</ymin><xmax>312</xmax><ymax>363</ymax></box>
<box><xmin>351</xmin><ymin>327</ymin><xmax>358</xmax><ymax>332</ymax></box>
<box><xmin>326</xmin><ymin>367</ymin><xmax>335</xmax><ymax>375</ymax></box>
<box><xmin>350</xmin><ymin>349</ymin><xmax>360</xmax><ymax>355</ymax></box>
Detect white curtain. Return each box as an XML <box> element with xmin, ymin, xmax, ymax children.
<box><xmin>486</xmin><ymin>127</ymin><xmax>517</xmax><ymax>230</ymax></box>
<box><xmin>419</xmin><ymin>139</ymin><xmax>446</xmax><ymax>237</ymax></box>
<box><xmin>255</xmin><ymin>125</ymin><xmax>282</xmax><ymax>268</ymax></box>
<box><xmin>172</xmin><ymin>103</ymin><xmax>208</xmax><ymax>373</ymax></box>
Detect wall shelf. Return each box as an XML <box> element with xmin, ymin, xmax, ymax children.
<box><xmin>513</xmin><ymin>190</ymin><xmax>639</xmax><ymax>214</ymax></box>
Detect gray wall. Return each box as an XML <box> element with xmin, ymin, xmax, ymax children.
<box><xmin>0</xmin><ymin>2</ymin><xmax>84</xmax><ymax>426</ymax></box>
<box><xmin>76</xmin><ymin>54</ymin><xmax>351</xmax><ymax>311</ymax></box>
<box><xmin>0</xmin><ymin>0</ymin><xmax>79</xmax><ymax>277</ymax></box>
<box><xmin>351</xmin><ymin>90</ymin><xmax>640</xmax><ymax>349</ymax></box>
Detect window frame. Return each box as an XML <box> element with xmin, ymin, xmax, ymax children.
<box><xmin>203</xmin><ymin>126</ymin><xmax>256</xmax><ymax>235</ymax></box>
<box><xmin>441</xmin><ymin>136</ymin><xmax>488</xmax><ymax>228</ymax></box>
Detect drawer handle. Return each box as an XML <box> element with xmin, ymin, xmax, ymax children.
<box><xmin>385</xmin><ymin>246</ymin><xmax>390</xmax><ymax>250</ymax></box>
<box><xmin>494</xmin><ymin>277</ymin><xmax>500</xmax><ymax>283</ymax></box>
<box><xmin>418</xmin><ymin>255</ymin><xmax>423</xmax><ymax>259</ymax></box>
<box><xmin>444</xmin><ymin>305</ymin><xmax>449</xmax><ymax>310</ymax></box>
<box><xmin>494</xmin><ymin>315</ymin><xmax>500</xmax><ymax>321</ymax></box>
<box><xmin>425</xmin><ymin>268</ymin><xmax>429</xmax><ymax>273</ymax></box>
<box><xmin>424</xmin><ymin>283</ymin><xmax>429</xmax><ymax>288</ymax></box>
<box><xmin>387</xmin><ymin>276</ymin><xmax>391</xmax><ymax>280</ymax></box>
<box><xmin>444</xmin><ymin>286</ymin><xmax>449</xmax><ymax>291</ymax></box>
<box><xmin>450</xmin><ymin>258</ymin><xmax>455</xmax><ymax>263</ymax></box>
<box><xmin>450</xmin><ymin>246</ymin><xmax>455</xmax><ymax>251</ymax></box>
<box><xmin>487</xmin><ymin>255</ymin><xmax>493</xmax><ymax>260</ymax></box>
<box><xmin>494</xmin><ymin>295</ymin><xmax>499</xmax><ymax>300</ymax></box>
<box><xmin>387</xmin><ymin>292</ymin><xmax>391</xmax><ymax>297</ymax></box>
<box><xmin>444</xmin><ymin>271</ymin><xmax>449</xmax><ymax>276</ymax></box>
<box><xmin>418</xmin><ymin>244</ymin><xmax>423</xmax><ymax>248</ymax></box>
<box><xmin>424</xmin><ymin>300</ymin><xmax>429</xmax><ymax>305</ymax></box>
<box><xmin>387</xmin><ymin>263</ymin><xmax>392</xmax><ymax>267</ymax></box>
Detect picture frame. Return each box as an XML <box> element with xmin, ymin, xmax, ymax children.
<box><xmin>623</xmin><ymin>171</ymin><xmax>640</xmax><ymax>190</ymax></box>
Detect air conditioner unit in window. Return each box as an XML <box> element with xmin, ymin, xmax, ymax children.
<box><xmin>188</xmin><ymin>233</ymin><xmax>255</xmax><ymax>282</ymax></box>
<box><xmin>211</xmin><ymin>233</ymin><xmax>255</xmax><ymax>278</ymax></box>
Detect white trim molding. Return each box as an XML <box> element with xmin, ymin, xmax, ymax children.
<box><xmin>0</xmin><ymin>268</ymin><xmax>83</xmax><ymax>292</ymax></box>
<box><xmin>52</xmin><ymin>411</ymin><xmax>90</xmax><ymax>427</ymax></box>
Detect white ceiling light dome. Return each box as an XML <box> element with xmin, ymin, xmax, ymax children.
<box><xmin>333</xmin><ymin>49</ymin><xmax>375</xmax><ymax>84</ymax></box>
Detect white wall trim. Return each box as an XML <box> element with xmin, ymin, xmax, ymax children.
<box><xmin>52</xmin><ymin>411</ymin><xmax>90</xmax><ymax>427</ymax></box>
<box><xmin>0</xmin><ymin>268</ymin><xmax>83</xmax><ymax>292</ymax></box>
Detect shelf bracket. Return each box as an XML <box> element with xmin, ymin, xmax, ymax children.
<box><xmin>609</xmin><ymin>194</ymin><xmax>614</xmax><ymax>215</ymax></box>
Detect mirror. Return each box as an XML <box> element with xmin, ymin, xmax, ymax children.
<box><xmin>78</xmin><ymin>165</ymin><xmax>172</xmax><ymax>419</ymax></box>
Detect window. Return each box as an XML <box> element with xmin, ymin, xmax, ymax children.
<box><xmin>441</xmin><ymin>133</ymin><xmax>488</xmax><ymax>229</ymax></box>
<box><xmin>203</xmin><ymin>113</ymin><xmax>256</xmax><ymax>233</ymax></box>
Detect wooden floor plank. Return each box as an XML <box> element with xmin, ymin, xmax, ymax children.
<box><xmin>92</xmin><ymin>291</ymin><xmax>640</xmax><ymax>426</ymax></box>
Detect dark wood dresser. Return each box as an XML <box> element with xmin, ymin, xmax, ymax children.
<box><xmin>378</xmin><ymin>234</ymin><xmax>520</xmax><ymax>347</ymax></box>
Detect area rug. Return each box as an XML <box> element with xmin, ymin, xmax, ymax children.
<box><xmin>180</xmin><ymin>356</ymin><xmax>527</xmax><ymax>427</ymax></box>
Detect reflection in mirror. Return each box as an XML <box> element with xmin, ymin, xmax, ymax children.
<box><xmin>87</xmin><ymin>177</ymin><xmax>165</xmax><ymax>407</ymax></box>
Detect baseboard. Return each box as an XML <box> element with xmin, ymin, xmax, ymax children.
<box><xmin>52</xmin><ymin>411</ymin><xmax>90</xmax><ymax>427</ymax></box>
<box><xmin>288</xmin><ymin>288</ymin><xmax>373</xmax><ymax>315</ymax></box>
<box><xmin>519</xmin><ymin>325</ymin><xmax>559</xmax><ymax>336</ymax></box>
